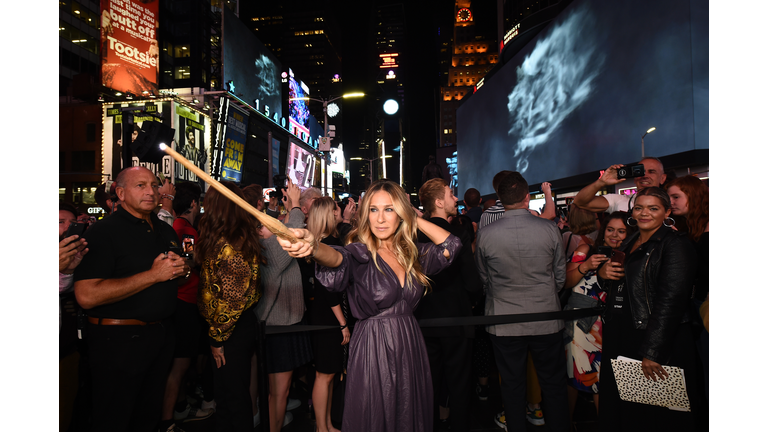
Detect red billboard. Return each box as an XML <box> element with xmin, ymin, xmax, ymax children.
<box><xmin>100</xmin><ymin>0</ymin><xmax>159</xmax><ymax>95</ymax></box>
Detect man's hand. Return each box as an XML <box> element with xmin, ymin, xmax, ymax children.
<box><xmin>277</xmin><ymin>228</ymin><xmax>316</xmax><ymax>258</ymax></box>
<box><xmin>541</xmin><ymin>181</ymin><xmax>552</xmax><ymax>195</ymax></box>
<box><xmin>59</xmin><ymin>235</ymin><xmax>89</xmax><ymax>273</ymax></box>
<box><xmin>151</xmin><ymin>251</ymin><xmax>189</xmax><ymax>282</ymax></box>
<box><xmin>211</xmin><ymin>346</ymin><xmax>226</xmax><ymax>368</ymax></box>
<box><xmin>342</xmin><ymin>197</ymin><xmax>357</xmax><ymax>223</ymax></box>
<box><xmin>597</xmin><ymin>165</ymin><xmax>627</xmax><ymax>187</ymax></box>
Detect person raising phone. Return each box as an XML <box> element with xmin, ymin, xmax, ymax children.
<box><xmin>561</xmin><ymin>211</ymin><xmax>634</xmax><ymax>423</ymax></box>
<box><xmin>596</xmin><ymin>187</ymin><xmax>700</xmax><ymax>432</ymax></box>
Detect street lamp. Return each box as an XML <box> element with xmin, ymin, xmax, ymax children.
<box><xmin>641</xmin><ymin>127</ymin><xmax>656</xmax><ymax>158</ymax></box>
<box><xmin>350</xmin><ymin>155</ymin><xmax>392</xmax><ymax>182</ymax></box>
<box><xmin>288</xmin><ymin>92</ymin><xmax>365</xmax><ymax>149</ymax></box>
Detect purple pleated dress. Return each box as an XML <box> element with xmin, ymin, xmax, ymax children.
<box><xmin>315</xmin><ymin>235</ymin><xmax>461</xmax><ymax>432</ymax></box>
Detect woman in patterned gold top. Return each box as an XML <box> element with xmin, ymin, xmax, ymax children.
<box><xmin>196</xmin><ymin>181</ymin><xmax>265</xmax><ymax>432</ymax></box>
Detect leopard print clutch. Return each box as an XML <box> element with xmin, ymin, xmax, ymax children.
<box><xmin>610</xmin><ymin>356</ymin><xmax>691</xmax><ymax>412</ymax></box>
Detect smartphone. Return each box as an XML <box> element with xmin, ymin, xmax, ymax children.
<box><xmin>596</xmin><ymin>246</ymin><xmax>613</xmax><ymax>257</ymax></box>
<box><xmin>65</xmin><ymin>222</ymin><xmax>86</xmax><ymax>238</ymax></box>
<box><xmin>182</xmin><ymin>235</ymin><xmax>195</xmax><ymax>258</ymax></box>
<box><xmin>616</xmin><ymin>163</ymin><xmax>645</xmax><ymax>178</ymax></box>
<box><xmin>610</xmin><ymin>250</ymin><xmax>626</xmax><ymax>266</ymax></box>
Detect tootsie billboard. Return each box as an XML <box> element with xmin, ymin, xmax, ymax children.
<box><xmin>100</xmin><ymin>0</ymin><xmax>159</xmax><ymax>95</ymax></box>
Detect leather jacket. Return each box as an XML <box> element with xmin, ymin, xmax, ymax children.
<box><xmin>599</xmin><ymin>225</ymin><xmax>697</xmax><ymax>363</ymax></box>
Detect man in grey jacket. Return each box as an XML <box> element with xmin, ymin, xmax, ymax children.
<box><xmin>475</xmin><ymin>171</ymin><xmax>569</xmax><ymax>432</ymax></box>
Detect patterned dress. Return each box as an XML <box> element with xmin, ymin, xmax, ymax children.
<box><xmin>564</xmin><ymin>254</ymin><xmax>606</xmax><ymax>394</ymax></box>
<box><xmin>315</xmin><ymin>236</ymin><xmax>461</xmax><ymax>432</ymax></box>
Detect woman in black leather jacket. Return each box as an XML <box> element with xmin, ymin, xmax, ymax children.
<box><xmin>596</xmin><ymin>187</ymin><xmax>699</xmax><ymax>431</ymax></box>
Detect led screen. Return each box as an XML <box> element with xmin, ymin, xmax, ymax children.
<box><xmin>288</xmin><ymin>72</ymin><xmax>311</xmax><ymax>143</ymax></box>
<box><xmin>100</xmin><ymin>0</ymin><xmax>159</xmax><ymax>95</ymax></box>
<box><xmin>222</xmin><ymin>7</ymin><xmax>282</xmax><ymax>121</ymax></box>
<box><xmin>286</xmin><ymin>142</ymin><xmax>317</xmax><ymax>190</ymax></box>
<box><xmin>457</xmin><ymin>0</ymin><xmax>708</xmax><ymax>195</ymax></box>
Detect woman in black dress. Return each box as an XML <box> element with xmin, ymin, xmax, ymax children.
<box><xmin>306</xmin><ymin>197</ymin><xmax>350</xmax><ymax>432</ymax></box>
<box><xmin>596</xmin><ymin>187</ymin><xmax>699</xmax><ymax>431</ymax></box>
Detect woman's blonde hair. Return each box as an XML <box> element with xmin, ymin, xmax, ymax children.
<box><xmin>347</xmin><ymin>179</ymin><xmax>431</xmax><ymax>291</ymax></box>
<box><xmin>306</xmin><ymin>196</ymin><xmax>338</xmax><ymax>241</ymax></box>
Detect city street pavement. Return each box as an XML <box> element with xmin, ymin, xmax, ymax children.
<box><xmin>180</xmin><ymin>367</ymin><xmax>599</xmax><ymax>432</ymax></box>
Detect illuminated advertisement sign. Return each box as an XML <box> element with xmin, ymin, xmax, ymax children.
<box><xmin>220</xmin><ymin>105</ymin><xmax>248</xmax><ymax>183</ymax></box>
<box><xmin>222</xmin><ymin>6</ymin><xmax>283</xmax><ymax>122</ymax></box>
<box><xmin>286</xmin><ymin>141</ymin><xmax>317</xmax><ymax>190</ymax></box>
<box><xmin>379</xmin><ymin>53</ymin><xmax>399</xmax><ymax>69</ymax></box>
<box><xmin>174</xmin><ymin>104</ymin><xmax>210</xmax><ymax>188</ymax></box>
<box><xmin>100</xmin><ymin>0</ymin><xmax>159</xmax><ymax>95</ymax></box>
<box><xmin>457</xmin><ymin>0</ymin><xmax>708</xmax><ymax>193</ymax></box>
<box><xmin>103</xmin><ymin>101</ymin><xmax>211</xmax><ymax>191</ymax></box>
<box><xmin>288</xmin><ymin>70</ymin><xmax>311</xmax><ymax>142</ymax></box>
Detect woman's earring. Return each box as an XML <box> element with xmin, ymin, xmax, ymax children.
<box><xmin>663</xmin><ymin>217</ymin><xmax>676</xmax><ymax>227</ymax></box>
<box><xmin>626</xmin><ymin>217</ymin><xmax>638</xmax><ymax>227</ymax></box>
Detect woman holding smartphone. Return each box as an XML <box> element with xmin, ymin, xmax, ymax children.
<box><xmin>596</xmin><ymin>188</ymin><xmax>699</xmax><ymax>432</ymax></box>
<box><xmin>562</xmin><ymin>211</ymin><xmax>634</xmax><ymax>421</ymax></box>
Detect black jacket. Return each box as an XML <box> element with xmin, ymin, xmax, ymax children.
<box><xmin>600</xmin><ymin>226</ymin><xmax>697</xmax><ymax>363</ymax></box>
<box><xmin>415</xmin><ymin>217</ymin><xmax>483</xmax><ymax>338</ymax></box>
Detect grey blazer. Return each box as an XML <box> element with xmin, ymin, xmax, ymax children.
<box><xmin>475</xmin><ymin>208</ymin><xmax>566</xmax><ymax>336</ymax></box>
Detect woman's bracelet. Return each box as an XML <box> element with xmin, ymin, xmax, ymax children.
<box><xmin>340</xmin><ymin>324</ymin><xmax>347</xmax><ymax>330</ymax></box>
<box><xmin>577</xmin><ymin>263</ymin><xmax>587</xmax><ymax>275</ymax></box>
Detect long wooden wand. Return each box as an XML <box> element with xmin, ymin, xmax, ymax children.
<box><xmin>160</xmin><ymin>144</ymin><xmax>300</xmax><ymax>243</ymax></box>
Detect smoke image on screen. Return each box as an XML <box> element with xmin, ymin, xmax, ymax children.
<box><xmin>506</xmin><ymin>8</ymin><xmax>604</xmax><ymax>173</ymax></box>
<box><xmin>456</xmin><ymin>0</ymin><xmax>708</xmax><ymax>195</ymax></box>
<box><xmin>254</xmin><ymin>54</ymin><xmax>280</xmax><ymax>99</ymax></box>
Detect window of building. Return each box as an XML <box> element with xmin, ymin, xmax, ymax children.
<box><xmin>175</xmin><ymin>66</ymin><xmax>191</xmax><ymax>79</ymax></box>
<box><xmin>72</xmin><ymin>182</ymin><xmax>99</xmax><ymax>205</ymax></box>
<box><xmin>174</xmin><ymin>44</ymin><xmax>191</xmax><ymax>58</ymax></box>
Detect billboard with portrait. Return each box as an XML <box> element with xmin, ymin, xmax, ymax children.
<box><xmin>222</xmin><ymin>6</ymin><xmax>283</xmax><ymax>122</ymax></box>
<box><xmin>457</xmin><ymin>0</ymin><xmax>708</xmax><ymax>194</ymax></box>
<box><xmin>102</xmin><ymin>101</ymin><xmax>210</xmax><ymax>191</ymax></box>
<box><xmin>100</xmin><ymin>0</ymin><xmax>159</xmax><ymax>95</ymax></box>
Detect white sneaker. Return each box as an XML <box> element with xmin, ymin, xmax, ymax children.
<box><xmin>201</xmin><ymin>399</ymin><xmax>216</xmax><ymax>412</ymax></box>
<box><xmin>282</xmin><ymin>411</ymin><xmax>294</xmax><ymax>428</ymax></box>
<box><xmin>286</xmin><ymin>398</ymin><xmax>301</xmax><ymax>411</ymax></box>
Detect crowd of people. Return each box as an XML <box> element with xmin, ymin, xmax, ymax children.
<box><xmin>58</xmin><ymin>156</ymin><xmax>709</xmax><ymax>432</ymax></box>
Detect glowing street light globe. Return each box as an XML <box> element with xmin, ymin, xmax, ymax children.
<box><xmin>327</xmin><ymin>102</ymin><xmax>340</xmax><ymax>117</ymax></box>
<box><xmin>383</xmin><ymin>99</ymin><xmax>399</xmax><ymax>115</ymax></box>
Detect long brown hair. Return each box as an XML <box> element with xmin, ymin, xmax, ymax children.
<box><xmin>665</xmin><ymin>175</ymin><xmax>708</xmax><ymax>242</ymax></box>
<box><xmin>196</xmin><ymin>181</ymin><xmax>265</xmax><ymax>266</ymax></box>
<box><xmin>306</xmin><ymin>196</ymin><xmax>338</xmax><ymax>241</ymax></box>
<box><xmin>568</xmin><ymin>203</ymin><xmax>597</xmax><ymax>235</ymax></box>
<box><xmin>347</xmin><ymin>180</ymin><xmax>431</xmax><ymax>291</ymax></box>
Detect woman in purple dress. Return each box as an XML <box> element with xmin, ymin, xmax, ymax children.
<box><xmin>277</xmin><ymin>179</ymin><xmax>461</xmax><ymax>432</ymax></box>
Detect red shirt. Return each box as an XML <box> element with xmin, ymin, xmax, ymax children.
<box><xmin>173</xmin><ymin>217</ymin><xmax>200</xmax><ymax>304</ymax></box>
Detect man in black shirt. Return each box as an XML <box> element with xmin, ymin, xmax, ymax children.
<box><xmin>74</xmin><ymin>167</ymin><xmax>189</xmax><ymax>432</ymax></box>
<box><xmin>416</xmin><ymin>178</ymin><xmax>483</xmax><ymax>432</ymax></box>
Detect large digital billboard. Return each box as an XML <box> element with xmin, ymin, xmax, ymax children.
<box><xmin>457</xmin><ymin>0</ymin><xmax>708</xmax><ymax>194</ymax></box>
<box><xmin>288</xmin><ymin>70</ymin><xmax>312</xmax><ymax>143</ymax></box>
<box><xmin>100</xmin><ymin>0</ymin><xmax>159</xmax><ymax>95</ymax></box>
<box><xmin>222</xmin><ymin>6</ymin><xmax>283</xmax><ymax>122</ymax></box>
<box><xmin>286</xmin><ymin>141</ymin><xmax>317</xmax><ymax>191</ymax></box>
<box><xmin>220</xmin><ymin>105</ymin><xmax>248</xmax><ymax>183</ymax></box>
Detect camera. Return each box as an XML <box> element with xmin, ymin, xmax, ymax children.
<box><xmin>616</xmin><ymin>163</ymin><xmax>645</xmax><ymax>178</ymax></box>
<box><xmin>271</xmin><ymin>175</ymin><xmax>288</xmax><ymax>201</ymax></box>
